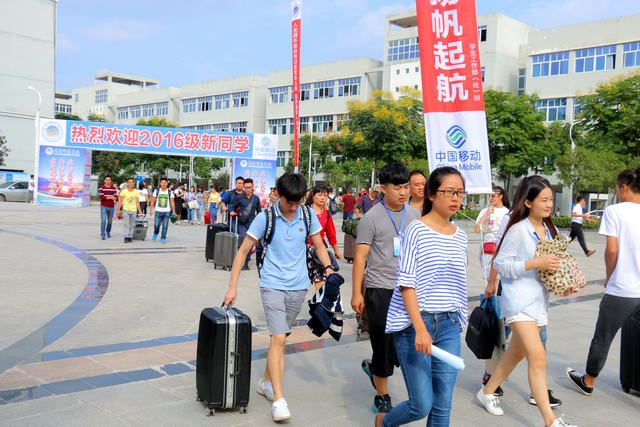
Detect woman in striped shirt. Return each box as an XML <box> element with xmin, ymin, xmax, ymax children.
<box><xmin>376</xmin><ymin>167</ymin><xmax>468</xmax><ymax>427</ymax></box>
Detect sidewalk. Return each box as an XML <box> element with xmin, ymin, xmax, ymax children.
<box><xmin>0</xmin><ymin>202</ymin><xmax>636</xmax><ymax>426</ymax></box>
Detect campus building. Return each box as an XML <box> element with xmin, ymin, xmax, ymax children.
<box><xmin>0</xmin><ymin>0</ymin><xmax>56</xmax><ymax>174</ymax></box>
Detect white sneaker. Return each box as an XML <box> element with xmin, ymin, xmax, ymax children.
<box><xmin>476</xmin><ymin>387</ymin><xmax>504</xmax><ymax>416</ymax></box>
<box><xmin>256</xmin><ymin>377</ymin><xmax>274</xmax><ymax>401</ymax></box>
<box><xmin>551</xmin><ymin>418</ymin><xmax>577</xmax><ymax>427</ymax></box>
<box><xmin>272</xmin><ymin>398</ymin><xmax>291</xmax><ymax>422</ymax></box>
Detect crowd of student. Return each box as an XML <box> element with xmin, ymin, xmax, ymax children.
<box><xmin>97</xmin><ymin>164</ymin><xmax>640</xmax><ymax>426</ymax></box>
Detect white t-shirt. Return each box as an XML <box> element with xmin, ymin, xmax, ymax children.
<box><xmin>572</xmin><ymin>203</ymin><xmax>584</xmax><ymax>224</ymax></box>
<box><xmin>139</xmin><ymin>188</ymin><xmax>149</xmax><ymax>202</ymax></box>
<box><xmin>153</xmin><ymin>189</ymin><xmax>174</xmax><ymax>213</ymax></box>
<box><xmin>599</xmin><ymin>202</ymin><xmax>640</xmax><ymax>298</ymax></box>
<box><xmin>476</xmin><ymin>206</ymin><xmax>509</xmax><ymax>240</ymax></box>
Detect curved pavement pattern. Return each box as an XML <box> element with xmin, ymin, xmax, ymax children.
<box><xmin>0</xmin><ymin>230</ymin><xmax>109</xmax><ymax>375</ymax></box>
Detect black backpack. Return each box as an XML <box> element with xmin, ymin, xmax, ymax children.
<box><xmin>328</xmin><ymin>196</ymin><xmax>338</xmax><ymax>215</ymax></box>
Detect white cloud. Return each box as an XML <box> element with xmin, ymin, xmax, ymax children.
<box><xmin>523</xmin><ymin>0</ymin><xmax>640</xmax><ymax>28</ymax></box>
<box><xmin>83</xmin><ymin>18</ymin><xmax>154</xmax><ymax>42</ymax></box>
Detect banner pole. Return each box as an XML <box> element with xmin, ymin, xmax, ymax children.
<box><xmin>291</xmin><ymin>0</ymin><xmax>302</xmax><ymax>173</ymax></box>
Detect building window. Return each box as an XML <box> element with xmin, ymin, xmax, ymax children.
<box><xmin>535</xmin><ymin>98</ymin><xmax>567</xmax><ymax>121</ymax></box>
<box><xmin>481</xmin><ymin>66</ymin><xmax>486</xmax><ymax>82</ymax></box>
<box><xmin>623</xmin><ymin>42</ymin><xmax>640</xmax><ymax>67</ymax></box>
<box><xmin>74</xmin><ymin>94</ymin><xmax>79</xmax><ymax>103</ymax></box>
<box><xmin>194</xmin><ymin>96</ymin><xmax>211</xmax><ymax>111</ymax></box>
<box><xmin>313</xmin><ymin>80</ymin><xmax>335</xmax><ymax>99</ymax></box>
<box><xmin>415</xmin><ymin>66</ymin><xmax>420</xmax><ymax>73</ymax></box>
<box><xmin>414</xmin><ymin>85</ymin><xmax>419</xmax><ymax>90</ymax></box>
<box><xmin>212</xmin><ymin>123</ymin><xmax>229</xmax><ymax>131</ymax></box>
<box><xmin>215</xmin><ymin>94</ymin><xmax>230</xmax><ymax>110</ymax></box>
<box><xmin>231</xmin><ymin>122</ymin><xmax>247</xmax><ymax>133</ymax></box>
<box><xmin>182</xmin><ymin>98</ymin><xmax>196</xmax><ymax>113</ymax></box>
<box><xmin>387</xmin><ymin>37</ymin><xmax>419</xmax><ymax>63</ymax></box>
<box><xmin>532</xmin><ymin>52</ymin><xmax>569</xmax><ymax>77</ymax></box>
<box><xmin>478</xmin><ymin>25</ymin><xmax>487</xmax><ymax>42</ymax></box>
<box><xmin>405</xmin><ymin>68</ymin><xmax>410</xmax><ymax>74</ymax></box>
<box><xmin>336</xmin><ymin>114</ymin><xmax>350</xmax><ymax>132</ymax></box>
<box><xmin>338</xmin><ymin>77</ymin><xmax>360</xmax><ymax>97</ymax></box>
<box><xmin>232</xmin><ymin>91</ymin><xmax>249</xmax><ymax>108</ymax></box>
<box><xmin>517</xmin><ymin>68</ymin><xmax>526</xmax><ymax>96</ymax></box>
<box><xmin>143</xmin><ymin>103</ymin><xmax>154</xmax><ymax>117</ymax></box>
<box><xmin>54</xmin><ymin>103</ymin><xmax>72</xmax><ymax>114</ymax></box>
<box><xmin>268</xmin><ymin>118</ymin><xmax>288</xmax><ymax>135</ymax></box>
<box><xmin>117</xmin><ymin>107</ymin><xmax>128</xmax><ymax>120</ymax></box>
<box><xmin>290</xmin><ymin>117</ymin><xmax>310</xmax><ymax>134</ymax></box>
<box><xmin>312</xmin><ymin>115</ymin><xmax>334</xmax><ymax>134</ymax></box>
<box><xmin>396</xmin><ymin>69</ymin><xmax>400</xmax><ymax>75</ymax></box>
<box><xmin>300</xmin><ymin>83</ymin><xmax>311</xmax><ymax>101</ymax></box>
<box><xmin>395</xmin><ymin>87</ymin><xmax>400</xmax><ymax>92</ymax></box>
<box><xmin>270</xmin><ymin>86</ymin><xmax>290</xmax><ymax>104</ymax></box>
<box><xmin>573</xmin><ymin>97</ymin><xmax>584</xmax><ymax>118</ymax></box>
<box><xmin>155</xmin><ymin>102</ymin><xmax>168</xmax><ymax>116</ymax></box>
<box><xmin>576</xmin><ymin>45</ymin><xmax>616</xmax><ymax>73</ymax></box>
<box><xmin>277</xmin><ymin>151</ymin><xmax>287</xmax><ymax>168</ymax></box>
<box><xmin>130</xmin><ymin>105</ymin><xmax>141</xmax><ymax>119</ymax></box>
<box><xmin>95</xmin><ymin>89</ymin><xmax>108</xmax><ymax>104</ymax></box>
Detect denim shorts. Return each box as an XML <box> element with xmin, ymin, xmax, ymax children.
<box><xmin>260</xmin><ymin>288</ymin><xmax>307</xmax><ymax>336</ymax></box>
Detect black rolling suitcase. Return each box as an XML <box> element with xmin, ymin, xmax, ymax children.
<box><xmin>205</xmin><ymin>223</ymin><xmax>229</xmax><ymax>262</ymax></box>
<box><xmin>196</xmin><ymin>306</ymin><xmax>252</xmax><ymax>416</ymax></box>
<box><xmin>620</xmin><ymin>308</ymin><xmax>640</xmax><ymax>394</ymax></box>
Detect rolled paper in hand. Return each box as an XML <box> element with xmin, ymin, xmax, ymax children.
<box><xmin>431</xmin><ymin>345</ymin><xmax>465</xmax><ymax>371</ymax></box>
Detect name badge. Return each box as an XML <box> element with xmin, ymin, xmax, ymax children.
<box><xmin>393</xmin><ymin>236</ymin><xmax>400</xmax><ymax>257</ymax></box>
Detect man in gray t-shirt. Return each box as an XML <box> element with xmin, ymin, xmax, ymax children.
<box><xmin>351</xmin><ymin>163</ymin><xmax>420</xmax><ymax>413</ymax></box>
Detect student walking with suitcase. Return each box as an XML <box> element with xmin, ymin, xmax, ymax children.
<box><xmin>223</xmin><ymin>172</ymin><xmax>336</xmax><ymax>422</ymax></box>
<box><xmin>117</xmin><ymin>178</ymin><xmax>143</xmax><ymax>243</ymax></box>
<box><xmin>149</xmin><ymin>178</ymin><xmax>175</xmax><ymax>244</ymax></box>
<box><xmin>477</xmin><ymin>176</ymin><xmax>577</xmax><ymax>427</ymax></box>
<box><xmin>352</xmin><ymin>163</ymin><xmax>421</xmax><ymax>414</ymax></box>
<box><xmin>567</xmin><ymin>167</ymin><xmax>640</xmax><ymax>396</ymax></box>
<box><xmin>375</xmin><ymin>167</ymin><xmax>468</xmax><ymax>427</ymax></box>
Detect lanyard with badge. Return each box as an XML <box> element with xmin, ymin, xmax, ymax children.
<box><xmin>381</xmin><ymin>200</ymin><xmax>406</xmax><ymax>257</ymax></box>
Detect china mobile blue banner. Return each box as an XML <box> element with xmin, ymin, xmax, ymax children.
<box><xmin>36</xmin><ymin>145</ymin><xmax>91</xmax><ymax>207</ymax></box>
<box><xmin>37</xmin><ymin>119</ymin><xmax>278</xmax><ymax>160</ymax></box>
<box><xmin>233</xmin><ymin>158</ymin><xmax>278</xmax><ymax>207</ymax></box>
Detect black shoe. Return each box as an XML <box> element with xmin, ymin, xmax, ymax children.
<box><xmin>124</xmin><ymin>238</ymin><xmax>128</xmax><ymax>243</ymax></box>
<box><xmin>482</xmin><ymin>372</ymin><xmax>504</xmax><ymax>397</ymax></box>
<box><xmin>528</xmin><ymin>389</ymin><xmax>562</xmax><ymax>407</ymax></box>
<box><xmin>566</xmin><ymin>368</ymin><xmax>593</xmax><ymax>396</ymax></box>
<box><xmin>372</xmin><ymin>394</ymin><xmax>393</xmax><ymax>414</ymax></box>
<box><xmin>101</xmin><ymin>235</ymin><xmax>105</xmax><ymax>240</ymax></box>
<box><xmin>361</xmin><ymin>359</ymin><xmax>376</xmax><ymax>390</ymax></box>
<box><xmin>106</xmin><ymin>233</ymin><xmax>111</xmax><ymax>239</ymax></box>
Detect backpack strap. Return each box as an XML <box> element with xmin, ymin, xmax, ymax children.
<box><xmin>257</xmin><ymin>207</ymin><xmax>276</xmax><ymax>276</ymax></box>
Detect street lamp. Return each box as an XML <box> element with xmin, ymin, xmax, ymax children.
<box><xmin>27</xmin><ymin>86</ymin><xmax>42</xmax><ymax>204</ymax></box>
<box><xmin>567</xmin><ymin>118</ymin><xmax>585</xmax><ymax>214</ymax></box>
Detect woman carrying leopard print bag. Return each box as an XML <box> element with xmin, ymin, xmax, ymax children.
<box><xmin>535</xmin><ymin>235</ymin><xmax>586</xmax><ymax>296</ymax></box>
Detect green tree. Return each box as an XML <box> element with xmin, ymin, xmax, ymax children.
<box><xmin>484</xmin><ymin>90</ymin><xmax>556</xmax><ymax>189</ymax></box>
<box><xmin>341</xmin><ymin>90</ymin><xmax>426</xmax><ymax>176</ymax></box>
<box><xmin>87</xmin><ymin>113</ymin><xmax>107</xmax><ymax>122</ymax></box>
<box><xmin>556</xmin><ymin>145</ymin><xmax>627</xmax><ymax>193</ymax></box>
<box><xmin>0</xmin><ymin>135</ymin><xmax>10</xmax><ymax>166</ymax></box>
<box><xmin>55</xmin><ymin>112</ymin><xmax>83</xmax><ymax>121</ymax></box>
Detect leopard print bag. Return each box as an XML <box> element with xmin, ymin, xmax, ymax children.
<box><xmin>535</xmin><ymin>235</ymin><xmax>587</xmax><ymax>296</ymax></box>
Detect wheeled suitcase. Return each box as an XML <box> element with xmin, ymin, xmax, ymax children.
<box><xmin>196</xmin><ymin>306</ymin><xmax>252</xmax><ymax>416</ymax></box>
<box><xmin>205</xmin><ymin>223</ymin><xmax>229</xmax><ymax>262</ymax></box>
<box><xmin>133</xmin><ymin>217</ymin><xmax>148</xmax><ymax>241</ymax></box>
<box><xmin>620</xmin><ymin>308</ymin><xmax>640</xmax><ymax>394</ymax></box>
<box><xmin>214</xmin><ymin>217</ymin><xmax>238</xmax><ymax>270</ymax></box>
<box><xmin>343</xmin><ymin>233</ymin><xmax>356</xmax><ymax>263</ymax></box>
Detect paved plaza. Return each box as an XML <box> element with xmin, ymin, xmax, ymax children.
<box><xmin>0</xmin><ymin>202</ymin><xmax>638</xmax><ymax>426</ymax></box>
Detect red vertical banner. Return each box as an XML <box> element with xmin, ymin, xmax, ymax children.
<box><xmin>416</xmin><ymin>0</ymin><xmax>492</xmax><ymax>193</ymax></box>
<box><xmin>291</xmin><ymin>0</ymin><xmax>302</xmax><ymax>172</ymax></box>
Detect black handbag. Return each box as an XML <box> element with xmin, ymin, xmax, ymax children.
<box><xmin>465</xmin><ymin>298</ymin><xmax>500</xmax><ymax>360</ymax></box>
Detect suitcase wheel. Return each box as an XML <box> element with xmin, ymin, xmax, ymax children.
<box><xmin>206</xmin><ymin>408</ymin><xmax>215</xmax><ymax>416</ymax></box>
<box><xmin>240</xmin><ymin>406</ymin><xmax>247</xmax><ymax>414</ymax></box>
<box><xmin>622</xmin><ymin>386</ymin><xmax>630</xmax><ymax>393</ymax></box>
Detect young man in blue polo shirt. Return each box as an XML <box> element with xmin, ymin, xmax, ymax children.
<box><xmin>224</xmin><ymin>172</ymin><xmax>335</xmax><ymax>423</ymax></box>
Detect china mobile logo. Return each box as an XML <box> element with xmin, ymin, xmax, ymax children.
<box><xmin>446</xmin><ymin>125</ymin><xmax>467</xmax><ymax>149</ymax></box>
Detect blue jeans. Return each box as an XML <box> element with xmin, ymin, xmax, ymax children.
<box><xmin>198</xmin><ymin>201</ymin><xmax>205</xmax><ymax>223</ymax></box>
<box><xmin>100</xmin><ymin>206</ymin><xmax>114</xmax><ymax>237</ymax></box>
<box><xmin>383</xmin><ymin>312</ymin><xmax>461</xmax><ymax>427</ymax></box>
<box><xmin>154</xmin><ymin>211</ymin><xmax>171</xmax><ymax>239</ymax></box>
<box><xmin>343</xmin><ymin>211</ymin><xmax>354</xmax><ymax>221</ymax></box>
<box><xmin>209</xmin><ymin>204</ymin><xmax>218</xmax><ymax>223</ymax></box>
<box><xmin>187</xmin><ymin>207</ymin><xmax>197</xmax><ymax>222</ymax></box>
<box><xmin>238</xmin><ymin>222</ymin><xmax>251</xmax><ymax>267</ymax></box>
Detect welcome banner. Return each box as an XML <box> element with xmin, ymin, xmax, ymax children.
<box><xmin>416</xmin><ymin>0</ymin><xmax>492</xmax><ymax>193</ymax></box>
<box><xmin>233</xmin><ymin>158</ymin><xmax>277</xmax><ymax>207</ymax></box>
<box><xmin>37</xmin><ymin>119</ymin><xmax>277</xmax><ymax>161</ymax></box>
<box><xmin>291</xmin><ymin>0</ymin><xmax>302</xmax><ymax>171</ymax></box>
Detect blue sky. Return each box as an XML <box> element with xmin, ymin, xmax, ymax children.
<box><xmin>56</xmin><ymin>0</ymin><xmax>640</xmax><ymax>91</ymax></box>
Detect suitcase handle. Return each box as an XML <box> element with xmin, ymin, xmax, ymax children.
<box><xmin>230</xmin><ymin>351</ymin><xmax>241</xmax><ymax>376</ymax></box>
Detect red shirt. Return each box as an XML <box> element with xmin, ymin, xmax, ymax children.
<box><xmin>342</xmin><ymin>194</ymin><xmax>356</xmax><ymax>213</ymax></box>
<box><xmin>308</xmin><ymin>208</ymin><xmax>337</xmax><ymax>247</ymax></box>
<box><xmin>99</xmin><ymin>185</ymin><xmax>118</xmax><ymax>208</ymax></box>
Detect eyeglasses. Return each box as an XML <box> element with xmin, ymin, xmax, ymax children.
<box><xmin>435</xmin><ymin>189</ymin><xmax>467</xmax><ymax>199</ymax></box>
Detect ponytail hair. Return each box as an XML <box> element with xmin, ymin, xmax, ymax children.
<box><xmin>422</xmin><ymin>167</ymin><xmax>465</xmax><ymax>216</ymax></box>
<box><xmin>616</xmin><ymin>167</ymin><xmax>640</xmax><ymax>194</ymax></box>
